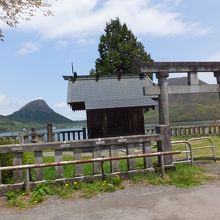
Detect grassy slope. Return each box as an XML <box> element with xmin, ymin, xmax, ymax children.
<box><xmin>145</xmin><ymin>103</ymin><xmax>220</xmax><ymax>124</ymax></box>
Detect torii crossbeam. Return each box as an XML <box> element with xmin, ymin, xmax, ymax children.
<box><xmin>138</xmin><ymin>61</ymin><xmax>220</xmax><ymax>165</ymax></box>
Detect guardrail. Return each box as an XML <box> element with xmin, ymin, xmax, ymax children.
<box><xmin>188</xmin><ymin>137</ymin><xmax>216</xmax><ymax>161</ymax></box>
<box><xmin>171</xmin><ymin>141</ymin><xmax>193</xmax><ymax>166</ymax></box>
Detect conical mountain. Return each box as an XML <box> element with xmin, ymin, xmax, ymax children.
<box><xmin>7</xmin><ymin>99</ymin><xmax>73</xmax><ymax>124</ymax></box>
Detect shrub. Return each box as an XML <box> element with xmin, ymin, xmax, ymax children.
<box><xmin>0</xmin><ymin>139</ymin><xmax>14</xmax><ymax>183</ymax></box>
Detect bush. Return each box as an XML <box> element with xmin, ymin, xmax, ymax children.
<box><xmin>0</xmin><ymin>139</ymin><xmax>14</xmax><ymax>183</ymax></box>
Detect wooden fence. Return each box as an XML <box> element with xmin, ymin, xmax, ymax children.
<box><xmin>1</xmin><ymin>123</ymin><xmax>220</xmax><ymax>145</ymax></box>
<box><xmin>145</xmin><ymin>123</ymin><xmax>220</xmax><ymax>137</ymax></box>
<box><xmin>0</xmin><ymin>127</ymin><xmax>87</xmax><ymax>144</ymax></box>
<box><xmin>0</xmin><ymin>133</ymin><xmax>162</xmax><ymax>195</ymax></box>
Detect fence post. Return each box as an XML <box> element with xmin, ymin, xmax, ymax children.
<box><xmin>82</xmin><ymin>127</ymin><xmax>87</xmax><ymax>139</ymax></box>
<box><xmin>47</xmin><ymin>123</ymin><xmax>53</xmax><ymax>142</ymax></box>
<box><xmin>55</xmin><ymin>149</ymin><xmax>63</xmax><ymax>179</ymax></box>
<box><xmin>93</xmin><ymin>147</ymin><xmax>102</xmax><ymax>175</ymax></box>
<box><xmin>30</xmin><ymin>128</ymin><xmax>38</xmax><ymax>143</ymax></box>
<box><xmin>110</xmin><ymin>145</ymin><xmax>119</xmax><ymax>172</ymax></box>
<box><xmin>25</xmin><ymin>168</ymin><xmax>30</xmax><ymax>193</ymax></box>
<box><xmin>202</xmin><ymin>127</ymin><xmax>206</xmax><ymax>135</ymax></box>
<box><xmin>34</xmin><ymin>151</ymin><xmax>43</xmax><ymax>181</ymax></box>
<box><xmin>213</xmin><ymin>126</ymin><xmax>217</xmax><ymax>134</ymax></box>
<box><xmin>74</xmin><ymin>148</ymin><xmax>83</xmax><ymax>176</ymax></box>
<box><xmin>156</xmin><ymin>125</ymin><xmax>173</xmax><ymax>166</ymax></box>
<box><xmin>143</xmin><ymin>141</ymin><xmax>152</xmax><ymax>169</ymax></box>
<box><xmin>160</xmin><ymin>154</ymin><xmax>165</xmax><ymax>179</ymax></box>
<box><xmin>126</xmin><ymin>143</ymin><xmax>136</xmax><ymax>170</ymax></box>
<box><xmin>13</xmin><ymin>152</ymin><xmax>23</xmax><ymax>183</ymax></box>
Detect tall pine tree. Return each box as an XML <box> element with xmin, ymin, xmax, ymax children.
<box><xmin>93</xmin><ymin>18</ymin><xmax>152</xmax><ymax>76</ymax></box>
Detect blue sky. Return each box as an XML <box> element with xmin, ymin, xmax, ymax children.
<box><xmin>0</xmin><ymin>0</ymin><xmax>220</xmax><ymax>120</ymax></box>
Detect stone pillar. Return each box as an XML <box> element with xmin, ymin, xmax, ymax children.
<box><xmin>156</xmin><ymin>71</ymin><xmax>169</xmax><ymax>125</ymax></box>
<box><xmin>187</xmin><ymin>71</ymin><xmax>199</xmax><ymax>85</ymax></box>
<box><xmin>214</xmin><ymin>71</ymin><xmax>220</xmax><ymax>101</ymax></box>
<box><xmin>156</xmin><ymin>125</ymin><xmax>172</xmax><ymax>165</ymax></box>
<box><xmin>156</xmin><ymin>72</ymin><xmax>172</xmax><ymax>166</ymax></box>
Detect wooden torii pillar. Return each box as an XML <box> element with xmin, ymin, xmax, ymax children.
<box><xmin>138</xmin><ymin>62</ymin><xmax>220</xmax><ymax>165</ymax></box>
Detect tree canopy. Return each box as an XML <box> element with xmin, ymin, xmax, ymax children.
<box><xmin>92</xmin><ymin>18</ymin><xmax>152</xmax><ymax>77</ymax></box>
<box><xmin>0</xmin><ymin>0</ymin><xmax>52</xmax><ymax>40</ymax></box>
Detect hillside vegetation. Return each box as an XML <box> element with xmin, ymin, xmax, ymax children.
<box><xmin>145</xmin><ymin>93</ymin><xmax>220</xmax><ymax>124</ymax></box>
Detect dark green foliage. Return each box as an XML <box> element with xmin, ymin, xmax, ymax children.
<box><xmin>94</xmin><ymin>18</ymin><xmax>152</xmax><ymax>76</ymax></box>
<box><xmin>31</xmin><ymin>183</ymin><xmax>54</xmax><ymax>204</ymax></box>
<box><xmin>0</xmin><ymin>139</ymin><xmax>13</xmax><ymax>183</ymax></box>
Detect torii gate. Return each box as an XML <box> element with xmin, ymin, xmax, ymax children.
<box><xmin>138</xmin><ymin>62</ymin><xmax>220</xmax><ymax>165</ymax></box>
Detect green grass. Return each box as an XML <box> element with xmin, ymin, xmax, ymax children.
<box><xmin>5</xmin><ymin>164</ymin><xmax>212</xmax><ymax>209</ymax></box>
<box><xmin>6</xmin><ymin>175</ymin><xmax>123</xmax><ymax>208</ymax></box>
<box><xmin>131</xmin><ymin>164</ymin><xmax>211</xmax><ymax>188</ymax></box>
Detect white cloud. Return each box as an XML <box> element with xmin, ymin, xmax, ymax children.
<box><xmin>70</xmin><ymin>111</ymin><xmax>86</xmax><ymax>121</ymax></box>
<box><xmin>196</xmin><ymin>52</ymin><xmax>220</xmax><ymax>84</ymax></box>
<box><xmin>17</xmin><ymin>41</ymin><xmax>41</xmax><ymax>56</ymax></box>
<box><xmin>54</xmin><ymin>102</ymin><xmax>67</xmax><ymax>108</ymax></box>
<box><xmin>77</xmin><ymin>38</ymin><xmax>96</xmax><ymax>45</ymax></box>
<box><xmin>0</xmin><ymin>95</ymin><xmax>10</xmax><ymax>106</ymax></box>
<box><xmin>57</xmin><ymin>40</ymin><xmax>68</xmax><ymax>47</ymax></box>
<box><xmin>18</xmin><ymin>0</ymin><xmax>209</xmax><ymax>41</ymax></box>
<box><xmin>162</xmin><ymin>0</ymin><xmax>184</xmax><ymax>6</ymax></box>
<box><xmin>54</xmin><ymin>102</ymin><xmax>86</xmax><ymax>120</ymax></box>
<box><xmin>0</xmin><ymin>95</ymin><xmax>25</xmax><ymax>116</ymax></box>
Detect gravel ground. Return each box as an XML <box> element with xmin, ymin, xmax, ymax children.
<box><xmin>1</xmin><ymin>181</ymin><xmax>220</xmax><ymax>220</ymax></box>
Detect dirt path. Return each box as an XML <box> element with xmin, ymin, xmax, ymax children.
<box><xmin>1</xmin><ymin>180</ymin><xmax>220</xmax><ymax>220</ymax></box>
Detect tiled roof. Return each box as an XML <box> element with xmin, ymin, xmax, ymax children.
<box><xmin>65</xmin><ymin>75</ymin><xmax>157</xmax><ymax>110</ymax></box>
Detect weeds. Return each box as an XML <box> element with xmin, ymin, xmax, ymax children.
<box><xmin>30</xmin><ymin>183</ymin><xmax>54</xmax><ymax>204</ymax></box>
<box><xmin>5</xmin><ymin>164</ymin><xmax>211</xmax><ymax>209</ymax></box>
<box><xmin>5</xmin><ymin>175</ymin><xmax>123</xmax><ymax>208</ymax></box>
